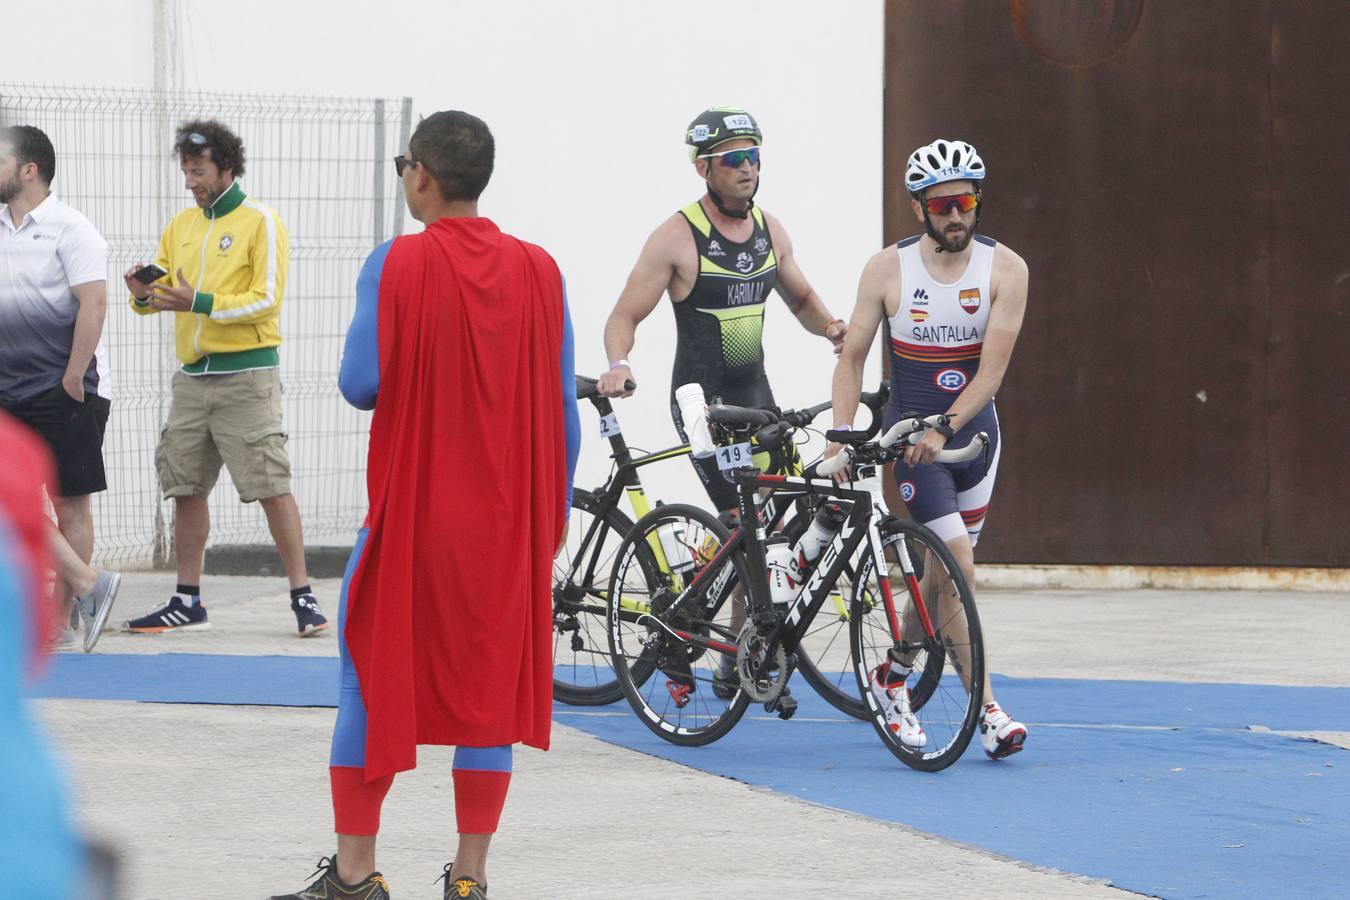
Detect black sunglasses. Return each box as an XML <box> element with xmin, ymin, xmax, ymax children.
<box><xmin>394</xmin><ymin>155</ymin><xmax>418</xmax><ymax>176</ymax></box>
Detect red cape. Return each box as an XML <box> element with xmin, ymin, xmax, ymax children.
<box><xmin>346</xmin><ymin>217</ymin><xmax>566</xmax><ymax>780</ymax></box>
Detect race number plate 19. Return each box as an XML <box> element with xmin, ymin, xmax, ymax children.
<box><xmin>599</xmin><ymin>413</ymin><xmax>621</xmax><ymax>438</ymax></box>
<box><xmin>716</xmin><ymin>442</ymin><xmax>753</xmax><ymax>472</ymax></box>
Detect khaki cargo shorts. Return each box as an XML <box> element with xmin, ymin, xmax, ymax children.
<box><xmin>155</xmin><ymin>369</ymin><xmax>292</xmax><ymax>502</ymax></box>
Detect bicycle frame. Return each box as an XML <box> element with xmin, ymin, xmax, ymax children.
<box><xmin>561</xmin><ymin>391</ymin><xmax>801</xmax><ymax>622</ymax></box>
<box><xmin>654</xmin><ymin>465</ymin><xmax>934</xmax><ymax>682</ymax></box>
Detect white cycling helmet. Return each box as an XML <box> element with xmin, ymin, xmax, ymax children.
<box><xmin>905</xmin><ymin>139</ymin><xmax>986</xmax><ymax>194</ymax></box>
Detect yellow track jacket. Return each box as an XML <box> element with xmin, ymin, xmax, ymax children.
<box><xmin>130</xmin><ymin>181</ymin><xmax>288</xmax><ymax>373</ymax></box>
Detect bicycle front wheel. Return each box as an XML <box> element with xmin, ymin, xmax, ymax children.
<box><xmin>607</xmin><ymin>503</ymin><xmax>751</xmax><ymax>746</ymax></box>
<box><xmin>850</xmin><ymin>519</ymin><xmax>984</xmax><ymax>771</ymax></box>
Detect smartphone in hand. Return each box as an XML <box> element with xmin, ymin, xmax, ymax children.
<box><xmin>132</xmin><ymin>264</ymin><xmax>168</xmax><ymax>284</ymax></box>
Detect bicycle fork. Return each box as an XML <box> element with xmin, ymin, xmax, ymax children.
<box><xmin>857</xmin><ymin>468</ymin><xmax>937</xmax><ymax>663</ymax></box>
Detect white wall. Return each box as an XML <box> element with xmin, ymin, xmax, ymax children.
<box><xmin>11</xmin><ymin>0</ymin><xmax>884</xmax><ymax>516</ymax></box>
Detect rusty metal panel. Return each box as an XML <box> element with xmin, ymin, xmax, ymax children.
<box><xmin>1264</xmin><ymin>5</ymin><xmax>1350</xmax><ymax>566</ymax></box>
<box><xmin>884</xmin><ymin>0</ymin><xmax>1346</xmax><ymax>565</ymax></box>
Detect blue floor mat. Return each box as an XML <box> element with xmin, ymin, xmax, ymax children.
<box><xmin>34</xmin><ymin>654</ymin><xmax>1348</xmax><ymax>898</ymax></box>
<box><xmin>34</xmin><ymin>653</ymin><xmax>337</xmax><ymax>706</ymax></box>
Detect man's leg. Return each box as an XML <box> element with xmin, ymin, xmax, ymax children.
<box><xmin>330</xmin><ymin>763</ymin><xmax>391</xmax><ymax>885</ymax></box>
<box><xmin>48</xmin><ymin>522</ymin><xmax>95</xmax><ymax>598</ymax></box>
<box><xmin>157</xmin><ymin>370</ymin><xmax>220</xmax><ymax>591</ymax></box>
<box><xmin>214</xmin><ymin>371</ymin><xmax>325</xmax><ymax>632</ymax></box>
<box><xmin>259</xmin><ymin>493</ymin><xmax>310</xmax><ymax>590</ymax></box>
<box><xmin>881</xmin><ymin>461</ymin><xmax>911</xmax><ymax>520</ymax></box>
<box><xmin>681</xmin><ymin>449</ymin><xmax>747</xmax><ymax>690</ymax></box>
<box><xmin>450</xmin><ymin>745</ymin><xmax>512</xmax><ymax>887</ymax></box>
<box><xmin>115</xmin><ymin>493</ymin><xmax>212</xmax><ymax>634</ymax></box>
<box><xmin>327</xmin><ymin>529</ymin><xmax>393</xmax><ymax>886</ymax></box>
<box><xmin>121</xmin><ymin>373</ymin><xmax>218</xmax><ymax>635</ymax></box>
<box><xmin>451</xmin><ymin>835</ymin><xmax>494</xmax><ymax>889</ymax></box>
<box><xmin>51</xmin><ymin>495</ymin><xmax>93</xmax><ymax>624</ymax></box>
<box><xmin>174</xmin><ymin>496</ymin><xmax>210</xmax><ymax>586</ymax></box>
<box><xmin>941</xmin><ymin>533</ymin><xmax>995</xmax><ymax>702</ymax></box>
<box><xmin>52</xmin><ymin>520</ymin><xmax>122</xmax><ymax>654</ymax></box>
<box><xmin>335</xmin><ymin>833</ymin><xmax>379</xmax><ymax>886</ymax></box>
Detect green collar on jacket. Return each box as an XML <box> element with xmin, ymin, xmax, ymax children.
<box><xmin>202</xmin><ymin>181</ymin><xmax>246</xmax><ymax>219</ymax></box>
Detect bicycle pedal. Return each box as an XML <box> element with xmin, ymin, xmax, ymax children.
<box><xmin>666</xmin><ymin>679</ymin><xmax>693</xmax><ymax>709</ymax></box>
<box><xmin>768</xmin><ymin>694</ymin><xmax>798</xmax><ymax>720</ymax></box>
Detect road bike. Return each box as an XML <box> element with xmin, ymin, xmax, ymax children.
<box><xmin>604</xmin><ymin>404</ymin><xmax>989</xmax><ymax>771</ymax></box>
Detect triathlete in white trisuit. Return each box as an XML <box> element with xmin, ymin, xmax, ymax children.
<box><xmin>827</xmin><ymin>139</ymin><xmax>1030</xmax><ymax>759</ymax></box>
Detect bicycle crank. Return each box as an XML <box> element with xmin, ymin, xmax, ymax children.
<box><xmin>735</xmin><ymin>625</ymin><xmax>788</xmax><ymax>703</ymax></box>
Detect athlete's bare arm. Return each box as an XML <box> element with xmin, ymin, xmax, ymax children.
<box><xmin>827</xmin><ymin>247</ymin><xmax>900</xmax><ymax>461</ymax></box>
<box><xmin>599</xmin><ymin>216</ymin><xmax>697</xmax><ymax>397</ymax></box>
<box><xmin>906</xmin><ymin>243</ymin><xmax>1029</xmax><ymax>465</ymax></box>
<box><xmin>765</xmin><ymin>214</ymin><xmax>847</xmax><ymax>353</ymax></box>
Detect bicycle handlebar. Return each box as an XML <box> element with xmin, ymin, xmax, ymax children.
<box><xmin>879</xmin><ymin>413</ymin><xmax>951</xmax><ymax>449</ymax></box>
<box><xmin>815</xmin><ymin>451</ymin><xmax>852</xmax><ymax>477</ymax></box>
<box><xmin>815</xmin><ymin>430</ymin><xmax>990</xmax><ymax>477</ymax></box>
<box><xmin>696</xmin><ymin>384</ymin><xmax>891</xmax><ymax>459</ymax></box>
<box><xmin>575</xmin><ymin>375</ymin><xmax>636</xmax><ymax>401</ymax></box>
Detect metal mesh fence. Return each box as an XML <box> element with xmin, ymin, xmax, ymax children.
<box><xmin>0</xmin><ymin>84</ymin><xmax>412</xmax><ymax>568</ymax></box>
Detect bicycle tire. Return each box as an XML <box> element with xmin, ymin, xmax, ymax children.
<box><xmin>607</xmin><ymin>503</ymin><xmax>752</xmax><ymax>746</ymax></box>
<box><xmin>850</xmin><ymin>518</ymin><xmax>984</xmax><ymax>772</ymax></box>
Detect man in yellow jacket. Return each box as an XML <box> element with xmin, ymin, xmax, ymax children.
<box><xmin>123</xmin><ymin>120</ymin><xmax>327</xmax><ymax>637</ymax></box>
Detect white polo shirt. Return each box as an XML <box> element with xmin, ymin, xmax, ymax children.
<box><xmin>0</xmin><ymin>193</ymin><xmax>110</xmax><ymax>404</ymax></box>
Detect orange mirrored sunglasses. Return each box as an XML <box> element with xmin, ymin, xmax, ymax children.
<box><xmin>923</xmin><ymin>193</ymin><xmax>980</xmax><ymax>215</ymax></box>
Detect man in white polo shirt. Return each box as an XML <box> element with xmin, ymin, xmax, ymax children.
<box><xmin>0</xmin><ymin>125</ymin><xmax>120</xmax><ymax>651</ymax></box>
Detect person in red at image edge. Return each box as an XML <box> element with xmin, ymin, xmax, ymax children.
<box><xmin>0</xmin><ymin>411</ymin><xmax>82</xmax><ymax>897</ymax></box>
<box><xmin>272</xmin><ymin>111</ymin><xmax>579</xmax><ymax>900</ymax></box>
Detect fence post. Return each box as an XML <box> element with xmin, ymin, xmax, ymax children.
<box><xmin>392</xmin><ymin>97</ymin><xmax>413</xmax><ymax>237</ymax></box>
<box><xmin>372</xmin><ymin>98</ymin><xmax>386</xmax><ymax>247</ymax></box>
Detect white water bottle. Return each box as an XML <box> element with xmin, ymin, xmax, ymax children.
<box><xmin>657</xmin><ymin>521</ymin><xmax>696</xmax><ymax>573</ymax></box>
<box><xmin>794</xmin><ymin>502</ymin><xmax>849</xmax><ymax>570</ymax></box>
<box><xmin>675</xmin><ymin>383</ymin><xmax>716</xmax><ymax>458</ymax></box>
<box><xmin>765</xmin><ymin>537</ymin><xmax>803</xmax><ymax>607</ymax></box>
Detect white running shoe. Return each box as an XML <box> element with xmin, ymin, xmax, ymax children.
<box><xmin>869</xmin><ymin>664</ymin><xmax>926</xmax><ymax>749</ymax></box>
<box><xmin>980</xmin><ymin>702</ymin><xmax>1027</xmax><ymax>759</ymax></box>
<box><xmin>76</xmin><ymin>570</ymin><xmax>121</xmax><ymax>653</ymax></box>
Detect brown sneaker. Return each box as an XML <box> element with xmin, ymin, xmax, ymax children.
<box><xmin>271</xmin><ymin>856</ymin><xmax>391</xmax><ymax>899</ymax></box>
<box><xmin>437</xmin><ymin>863</ymin><xmax>487</xmax><ymax>899</ymax></box>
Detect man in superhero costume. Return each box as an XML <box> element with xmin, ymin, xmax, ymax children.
<box><xmin>274</xmin><ymin>111</ymin><xmax>580</xmax><ymax>900</ymax></box>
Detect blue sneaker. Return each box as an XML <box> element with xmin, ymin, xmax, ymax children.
<box><xmin>123</xmin><ymin>595</ymin><xmax>210</xmax><ymax>633</ymax></box>
<box><xmin>292</xmin><ymin>594</ymin><xmax>329</xmax><ymax>637</ymax></box>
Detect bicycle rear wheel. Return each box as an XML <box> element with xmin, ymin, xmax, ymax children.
<box><xmin>553</xmin><ymin>489</ymin><xmax>655</xmax><ymax>705</ymax></box>
<box><xmin>607</xmin><ymin>503</ymin><xmax>751</xmax><ymax>746</ymax></box>
<box><xmin>850</xmin><ymin>519</ymin><xmax>984</xmax><ymax>771</ymax></box>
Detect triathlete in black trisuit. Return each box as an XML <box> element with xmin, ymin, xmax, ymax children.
<box><xmin>599</xmin><ymin>107</ymin><xmax>846</xmax><ymax>512</ymax></box>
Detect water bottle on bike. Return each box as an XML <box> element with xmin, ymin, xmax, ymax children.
<box><xmin>764</xmin><ymin>502</ymin><xmax>850</xmax><ymax>610</ymax></box>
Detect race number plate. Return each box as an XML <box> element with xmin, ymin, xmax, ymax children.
<box><xmin>599</xmin><ymin>413</ymin><xmax>621</xmax><ymax>438</ymax></box>
<box><xmin>716</xmin><ymin>441</ymin><xmax>754</xmax><ymax>472</ymax></box>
